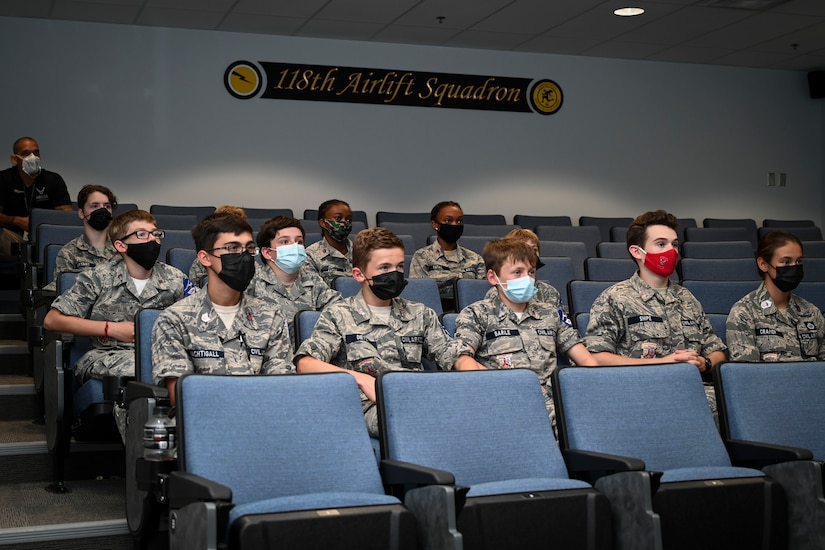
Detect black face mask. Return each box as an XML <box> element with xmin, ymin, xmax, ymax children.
<box><xmin>85</xmin><ymin>208</ymin><xmax>112</xmax><ymax>231</ymax></box>
<box><xmin>772</xmin><ymin>264</ymin><xmax>803</xmax><ymax>292</ymax></box>
<box><xmin>368</xmin><ymin>271</ymin><xmax>408</xmax><ymax>301</ymax></box>
<box><xmin>125</xmin><ymin>240</ymin><xmax>161</xmax><ymax>271</ymax></box>
<box><xmin>436</xmin><ymin>223</ymin><xmax>464</xmax><ymax>244</ymax></box>
<box><xmin>218</xmin><ymin>252</ymin><xmax>256</xmax><ymax>292</ymax></box>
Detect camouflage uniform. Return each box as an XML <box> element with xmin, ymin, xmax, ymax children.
<box><xmin>152</xmin><ymin>289</ymin><xmax>294</xmax><ymax>385</ymax></box>
<box><xmin>294</xmin><ymin>290</ymin><xmax>471</xmax><ymax>436</ymax></box>
<box><xmin>43</xmin><ymin>234</ymin><xmax>118</xmax><ymax>292</ymax></box>
<box><xmin>585</xmin><ymin>272</ymin><xmax>726</xmax><ymax>414</ymax></box>
<box><xmin>247</xmin><ymin>264</ymin><xmax>342</xmax><ymax>343</ymax></box>
<box><xmin>726</xmin><ymin>282</ymin><xmax>825</xmax><ymax>362</ymax></box>
<box><xmin>455</xmin><ymin>291</ymin><xmax>579</xmax><ymax>431</ymax></box>
<box><xmin>484</xmin><ymin>279</ymin><xmax>562</xmax><ymax>311</ymax></box>
<box><xmin>188</xmin><ymin>257</ymin><xmax>206</xmax><ymax>288</ymax></box>
<box><xmin>305</xmin><ymin>238</ymin><xmax>353</xmax><ymax>287</ymax></box>
<box><xmin>409</xmin><ymin>242</ymin><xmax>485</xmax><ymax>300</ymax></box>
<box><xmin>49</xmin><ymin>258</ymin><xmax>187</xmax><ymax>381</ymax></box>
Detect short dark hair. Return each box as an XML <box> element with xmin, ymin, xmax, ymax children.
<box><xmin>352</xmin><ymin>227</ymin><xmax>404</xmax><ymax>270</ymax></box>
<box><xmin>626</xmin><ymin>210</ymin><xmax>679</xmax><ymax>249</ymax></box>
<box><xmin>256</xmin><ymin>216</ymin><xmax>305</xmax><ymax>250</ymax></box>
<box><xmin>483</xmin><ymin>238</ymin><xmax>537</xmax><ymax>273</ymax></box>
<box><xmin>191</xmin><ymin>213</ymin><xmax>254</xmax><ymax>252</ymax></box>
<box><xmin>430</xmin><ymin>201</ymin><xmax>462</xmax><ymax>221</ymax></box>
<box><xmin>77</xmin><ymin>185</ymin><xmax>117</xmax><ymax>210</ymax></box>
<box><xmin>317</xmin><ymin>199</ymin><xmax>351</xmax><ymax>220</ymax></box>
<box><xmin>756</xmin><ymin>230</ymin><xmax>803</xmax><ymax>278</ymax></box>
<box><xmin>12</xmin><ymin>137</ymin><xmax>37</xmax><ymax>154</ymax></box>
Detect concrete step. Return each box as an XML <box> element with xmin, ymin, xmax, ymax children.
<box><xmin>0</xmin><ymin>376</ymin><xmax>39</xmax><ymax>422</ymax></box>
<box><xmin>0</xmin><ymin>340</ymin><xmax>30</xmax><ymax>376</ymax></box>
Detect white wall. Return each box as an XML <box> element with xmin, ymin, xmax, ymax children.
<box><xmin>1</xmin><ymin>16</ymin><xmax>822</xmax><ymax>226</ymax></box>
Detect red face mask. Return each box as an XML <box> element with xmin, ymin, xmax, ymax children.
<box><xmin>639</xmin><ymin>247</ymin><xmax>678</xmax><ymax>278</ymax></box>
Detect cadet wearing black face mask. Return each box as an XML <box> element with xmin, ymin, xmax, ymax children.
<box><xmin>43</xmin><ymin>184</ymin><xmax>119</xmax><ymax>292</ymax></box>
<box><xmin>408</xmin><ymin>200</ymin><xmax>486</xmax><ymax>312</ymax></box>
<box><xmin>727</xmin><ymin>230</ymin><xmax>825</xmax><ymax>362</ymax></box>
<box><xmin>294</xmin><ymin>227</ymin><xmax>479</xmax><ymax>438</ymax></box>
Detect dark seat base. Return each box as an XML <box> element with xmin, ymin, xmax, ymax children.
<box><xmin>458</xmin><ymin>488</ymin><xmax>612</xmax><ymax>550</ymax></box>
<box><xmin>655</xmin><ymin>476</ymin><xmax>788</xmax><ymax>550</ymax></box>
<box><xmin>232</xmin><ymin>504</ymin><xmax>418</xmax><ymax>549</ymax></box>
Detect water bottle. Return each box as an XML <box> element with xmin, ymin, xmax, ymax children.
<box><xmin>143</xmin><ymin>406</ymin><xmax>176</xmax><ymax>461</ymax></box>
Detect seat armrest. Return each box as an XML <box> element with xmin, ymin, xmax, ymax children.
<box><xmin>167</xmin><ymin>471</ymin><xmax>232</xmax><ymax>509</ymax></box>
<box><xmin>725</xmin><ymin>439</ymin><xmax>813</xmax><ymax>467</ymax></box>
<box><xmin>124</xmin><ymin>381</ymin><xmax>169</xmax><ymax>407</ymax></box>
<box><xmin>379</xmin><ymin>459</ymin><xmax>456</xmax><ymax>486</ymax></box>
<box><xmin>563</xmin><ymin>448</ymin><xmax>646</xmax><ymax>476</ymax></box>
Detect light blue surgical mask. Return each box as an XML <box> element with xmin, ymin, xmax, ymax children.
<box><xmin>273</xmin><ymin>243</ymin><xmax>306</xmax><ymax>274</ymax></box>
<box><xmin>495</xmin><ymin>274</ymin><xmax>538</xmax><ymax>304</ymax></box>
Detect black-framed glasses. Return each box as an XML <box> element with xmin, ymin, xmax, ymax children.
<box><xmin>118</xmin><ymin>229</ymin><xmax>165</xmax><ymax>241</ymax></box>
<box><xmin>208</xmin><ymin>243</ymin><xmax>260</xmax><ymax>256</ymax></box>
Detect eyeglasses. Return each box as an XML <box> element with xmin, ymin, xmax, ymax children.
<box><xmin>208</xmin><ymin>243</ymin><xmax>260</xmax><ymax>256</ymax></box>
<box><xmin>118</xmin><ymin>229</ymin><xmax>165</xmax><ymax>241</ymax></box>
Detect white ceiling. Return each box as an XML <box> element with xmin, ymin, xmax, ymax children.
<box><xmin>5</xmin><ymin>0</ymin><xmax>825</xmax><ymax>71</ymax></box>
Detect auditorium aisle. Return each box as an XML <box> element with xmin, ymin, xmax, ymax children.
<box><xmin>0</xmin><ymin>272</ymin><xmax>141</xmax><ymax>549</ymax></box>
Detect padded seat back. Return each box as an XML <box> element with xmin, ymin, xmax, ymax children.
<box><xmin>378</xmin><ymin>369</ymin><xmax>570</xmax><ymax>488</ymax></box>
<box><xmin>717</xmin><ymin>361</ymin><xmax>825</xmax><ymax>461</ymax></box>
<box><xmin>555</xmin><ymin>363</ymin><xmax>732</xmax><ymax>472</ymax></box>
<box><xmin>177</xmin><ymin>373</ymin><xmax>386</xmax><ymax>507</ymax></box>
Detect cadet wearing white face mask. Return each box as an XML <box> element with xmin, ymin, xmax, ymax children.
<box><xmin>247</xmin><ymin>216</ymin><xmax>343</xmax><ymax>344</ymax></box>
<box><xmin>0</xmin><ymin>136</ymin><xmax>72</xmax><ymax>259</ymax></box>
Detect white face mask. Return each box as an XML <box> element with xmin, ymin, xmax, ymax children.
<box><xmin>16</xmin><ymin>153</ymin><xmax>41</xmax><ymax>177</ymax></box>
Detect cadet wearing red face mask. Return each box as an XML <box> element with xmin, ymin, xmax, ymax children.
<box><xmin>583</xmin><ymin>210</ymin><xmax>726</xmax><ymax>414</ymax></box>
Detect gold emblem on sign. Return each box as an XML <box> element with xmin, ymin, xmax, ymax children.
<box><xmin>225</xmin><ymin>61</ymin><xmax>263</xmax><ymax>99</ymax></box>
<box><xmin>530</xmin><ymin>79</ymin><xmax>563</xmax><ymax>115</ymax></box>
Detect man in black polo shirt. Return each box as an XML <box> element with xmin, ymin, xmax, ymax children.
<box><xmin>0</xmin><ymin>137</ymin><xmax>72</xmax><ymax>259</ymax></box>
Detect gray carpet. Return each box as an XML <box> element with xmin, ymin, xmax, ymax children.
<box><xmin>0</xmin><ymin>419</ymin><xmax>45</xmax><ymax>443</ymax></box>
<box><xmin>0</xmin><ymin>478</ymin><xmax>125</xmax><ymax>529</ymax></box>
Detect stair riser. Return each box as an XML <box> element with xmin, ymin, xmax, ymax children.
<box><xmin>0</xmin><ymin>449</ymin><xmax>125</xmax><ymax>485</ymax></box>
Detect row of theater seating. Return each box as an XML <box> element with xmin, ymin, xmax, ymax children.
<box><xmin>122</xmin><ymin>358</ymin><xmax>825</xmax><ymax>549</ymax></box>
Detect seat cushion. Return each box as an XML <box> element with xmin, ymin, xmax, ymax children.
<box><xmin>228</xmin><ymin>492</ymin><xmax>401</xmax><ymax>527</ymax></box>
<box><xmin>468</xmin><ymin>477</ymin><xmax>592</xmax><ymax>497</ymax></box>
<box><xmin>661</xmin><ymin>466</ymin><xmax>764</xmax><ymax>483</ymax></box>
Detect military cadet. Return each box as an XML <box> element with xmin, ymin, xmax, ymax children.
<box><xmin>295</xmin><ymin>227</ymin><xmax>478</xmax><ymax>436</ymax></box>
<box><xmin>44</xmin><ymin>209</ymin><xmax>188</xmax><ymax>382</ymax></box>
<box><xmin>153</xmin><ymin>212</ymin><xmax>294</xmax><ymax>406</ymax></box>
<box><xmin>249</xmin><ymin>216</ymin><xmax>342</xmax><ymax>342</ymax></box>
<box><xmin>482</xmin><ymin>228</ymin><xmax>563</xmax><ymax>310</ymax></box>
<box><xmin>584</xmin><ymin>210</ymin><xmax>726</xmax><ymax>412</ymax></box>
<box><xmin>409</xmin><ymin>200</ymin><xmax>486</xmax><ymax>311</ymax></box>
<box><xmin>455</xmin><ymin>238</ymin><xmax>594</xmax><ymax>431</ymax></box>
<box><xmin>44</xmin><ymin>184</ymin><xmax>119</xmax><ymax>291</ymax></box>
<box><xmin>727</xmin><ymin>230</ymin><xmax>825</xmax><ymax>361</ymax></box>
<box><xmin>305</xmin><ymin>199</ymin><xmax>354</xmax><ymax>286</ymax></box>
<box><xmin>188</xmin><ymin>205</ymin><xmax>244</xmax><ymax>287</ymax></box>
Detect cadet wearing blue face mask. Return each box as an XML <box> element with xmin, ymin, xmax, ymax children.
<box><xmin>248</xmin><ymin>216</ymin><xmax>342</xmax><ymax>344</ymax></box>
<box><xmin>453</xmin><ymin>238</ymin><xmax>597</xmax><ymax>435</ymax></box>
<box><xmin>0</xmin><ymin>136</ymin><xmax>72</xmax><ymax>259</ymax></box>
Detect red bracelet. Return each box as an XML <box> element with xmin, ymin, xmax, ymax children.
<box><xmin>104</xmin><ymin>321</ymin><xmax>109</xmax><ymax>338</ymax></box>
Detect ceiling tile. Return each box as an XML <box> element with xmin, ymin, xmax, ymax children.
<box><xmin>297</xmin><ymin>18</ymin><xmax>384</xmax><ymax>40</ymax></box>
<box><xmin>0</xmin><ymin>1</ymin><xmax>53</xmax><ymax>17</ymax></box>
<box><xmin>684</xmin><ymin>11</ymin><xmax>816</xmax><ymax>49</ymax></box>
<box><xmin>137</xmin><ymin>7</ymin><xmax>225</xmax><ymax>29</ymax></box>
<box><xmin>51</xmin><ymin>1</ymin><xmax>141</xmax><ymax>24</ymax></box>
<box><xmin>392</xmin><ymin>0</ymin><xmax>511</xmax><ymax>29</ymax></box>
<box><xmin>646</xmin><ymin>45</ymin><xmax>737</xmax><ymax>64</ymax></box>
<box><xmin>446</xmin><ymin>30</ymin><xmax>534</xmax><ymax>50</ymax></box>
<box><xmin>515</xmin><ymin>34</ymin><xmax>603</xmax><ymax>55</ymax></box>
<box><xmin>373</xmin><ymin>24</ymin><xmax>459</xmax><ymax>45</ymax></box>
<box><xmin>232</xmin><ymin>0</ymin><xmax>329</xmax><ymax>18</ymax></box>
<box><xmin>615</xmin><ymin>6</ymin><xmax>752</xmax><ymax>45</ymax></box>
<box><xmin>315</xmin><ymin>0</ymin><xmax>420</xmax><ymax>24</ymax></box>
<box><xmin>471</xmin><ymin>0</ymin><xmax>603</xmax><ymax>35</ymax></box>
<box><xmin>218</xmin><ymin>13</ymin><xmax>307</xmax><ymax>35</ymax></box>
<box><xmin>541</xmin><ymin>2</ymin><xmax>683</xmax><ymax>41</ymax></box>
<box><xmin>581</xmin><ymin>40</ymin><xmax>671</xmax><ymax>59</ymax></box>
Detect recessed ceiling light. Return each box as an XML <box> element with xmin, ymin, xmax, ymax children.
<box><xmin>614</xmin><ymin>7</ymin><xmax>645</xmax><ymax>16</ymax></box>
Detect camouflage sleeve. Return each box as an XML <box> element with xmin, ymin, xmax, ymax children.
<box><xmin>187</xmin><ymin>258</ymin><xmax>206</xmax><ymax>288</ymax></box>
<box><xmin>815</xmin><ymin>309</ymin><xmax>825</xmax><ymax>360</ymax></box>
<box><xmin>555</xmin><ymin>319</ymin><xmax>583</xmax><ymax>356</ymax></box>
<box><xmin>583</xmin><ymin>292</ymin><xmax>622</xmax><ymax>353</ymax></box>
<box><xmin>311</xmin><ymin>273</ymin><xmax>344</xmax><ymax>310</ymax></box>
<box><xmin>471</xmin><ymin>254</ymin><xmax>486</xmax><ymax>279</ymax></box>
<box><xmin>151</xmin><ymin>308</ymin><xmax>193</xmax><ymax>385</ymax></box>
<box><xmin>687</xmin><ymin>295</ymin><xmax>726</xmax><ymax>355</ymax></box>
<box><xmin>50</xmin><ymin>269</ymin><xmax>101</xmax><ymax>319</ymax></box>
<box><xmin>725</xmin><ymin>300</ymin><xmax>761</xmax><ymax>362</ymax></box>
<box><xmin>422</xmin><ymin>306</ymin><xmax>467</xmax><ymax>369</ymax></box>
<box><xmin>293</xmin><ymin>306</ymin><xmax>345</xmax><ymax>364</ymax></box>
<box><xmin>261</xmin><ymin>314</ymin><xmax>296</xmax><ymax>374</ymax></box>
<box><xmin>51</xmin><ymin>245</ymin><xmax>73</xmax><ymax>288</ymax></box>
<box><xmin>408</xmin><ymin>250</ymin><xmax>427</xmax><ymax>279</ymax></box>
<box><xmin>454</xmin><ymin>303</ymin><xmax>485</xmax><ymax>353</ymax></box>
